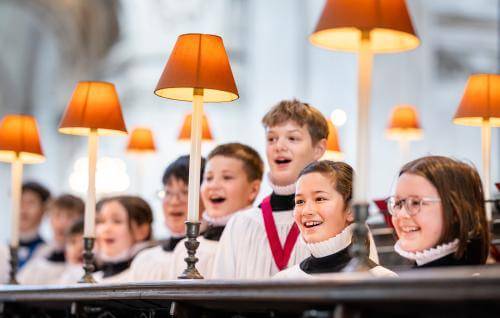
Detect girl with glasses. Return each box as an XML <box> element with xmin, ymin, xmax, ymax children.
<box><xmin>388</xmin><ymin>156</ymin><xmax>489</xmax><ymax>268</ymax></box>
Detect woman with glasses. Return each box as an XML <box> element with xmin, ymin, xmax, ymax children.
<box><xmin>388</xmin><ymin>156</ymin><xmax>489</xmax><ymax>268</ymax></box>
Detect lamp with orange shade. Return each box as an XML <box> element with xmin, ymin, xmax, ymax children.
<box><xmin>155</xmin><ymin>33</ymin><xmax>238</xmax><ymax>279</ymax></box>
<box><xmin>127</xmin><ymin>127</ymin><xmax>156</xmax><ymax>153</ymax></box>
<box><xmin>310</xmin><ymin>0</ymin><xmax>419</xmax><ymax>204</ymax></box>
<box><xmin>59</xmin><ymin>81</ymin><xmax>127</xmax><ymax>283</ymax></box>
<box><xmin>322</xmin><ymin>119</ymin><xmax>343</xmax><ymax>161</ymax></box>
<box><xmin>453</xmin><ymin>74</ymin><xmax>500</xmax><ymax>221</ymax></box>
<box><xmin>126</xmin><ymin>127</ymin><xmax>157</xmax><ymax>194</ymax></box>
<box><xmin>178</xmin><ymin>111</ymin><xmax>214</xmax><ymax>141</ymax></box>
<box><xmin>386</xmin><ymin>104</ymin><xmax>423</xmax><ymax>164</ymax></box>
<box><xmin>310</xmin><ymin>0</ymin><xmax>419</xmax><ymax>272</ymax></box>
<box><xmin>0</xmin><ymin>114</ymin><xmax>45</xmax><ymax>284</ymax></box>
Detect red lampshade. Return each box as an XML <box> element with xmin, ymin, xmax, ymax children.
<box><xmin>59</xmin><ymin>81</ymin><xmax>127</xmax><ymax>136</ymax></box>
<box><xmin>386</xmin><ymin>104</ymin><xmax>423</xmax><ymax>140</ymax></box>
<box><xmin>373</xmin><ymin>198</ymin><xmax>394</xmax><ymax>228</ymax></box>
<box><xmin>0</xmin><ymin>115</ymin><xmax>45</xmax><ymax>164</ymax></box>
<box><xmin>126</xmin><ymin>128</ymin><xmax>157</xmax><ymax>153</ymax></box>
<box><xmin>178</xmin><ymin>112</ymin><xmax>213</xmax><ymax>141</ymax></box>
<box><xmin>310</xmin><ymin>0</ymin><xmax>419</xmax><ymax>53</ymax></box>
<box><xmin>155</xmin><ymin>33</ymin><xmax>239</xmax><ymax>103</ymax></box>
<box><xmin>453</xmin><ymin>74</ymin><xmax>500</xmax><ymax>127</ymax></box>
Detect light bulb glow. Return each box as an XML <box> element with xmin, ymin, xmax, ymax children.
<box><xmin>330</xmin><ymin>109</ymin><xmax>347</xmax><ymax>127</ymax></box>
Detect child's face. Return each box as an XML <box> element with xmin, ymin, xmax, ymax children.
<box><xmin>65</xmin><ymin>233</ymin><xmax>83</xmax><ymax>265</ymax></box>
<box><xmin>96</xmin><ymin>201</ymin><xmax>135</xmax><ymax>258</ymax></box>
<box><xmin>294</xmin><ymin>172</ymin><xmax>353</xmax><ymax>243</ymax></box>
<box><xmin>50</xmin><ymin>208</ymin><xmax>80</xmax><ymax>246</ymax></box>
<box><xmin>392</xmin><ymin>173</ymin><xmax>444</xmax><ymax>252</ymax></box>
<box><xmin>201</xmin><ymin>155</ymin><xmax>260</xmax><ymax>218</ymax></box>
<box><xmin>20</xmin><ymin>190</ymin><xmax>45</xmax><ymax>233</ymax></box>
<box><xmin>266</xmin><ymin>121</ymin><xmax>325</xmax><ymax>186</ymax></box>
<box><xmin>162</xmin><ymin>177</ymin><xmax>189</xmax><ymax>234</ymax></box>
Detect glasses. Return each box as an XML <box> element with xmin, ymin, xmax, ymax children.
<box><xmin>157</xmin><ymin>189</ymin><xmax>188</xmax><ymax>202</ymax></box>
<box><xmin>386</xmin><ymin>196</ymin><xmax>441</xmax><ymax>217</ymax></box>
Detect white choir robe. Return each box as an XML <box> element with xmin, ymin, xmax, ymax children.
<box><xmin>128</xmin><ymin>245</ymin><xmax>175</xmax><ymax>282</ymax></box>
<box><xmin>56</xmin><ymin>264</ymin><xmax>84</xmax><ymax>285</ymax></box>
<box><xmin>17</xmin><ymin>257</ymin><xmax>66</xmax><ymax>285</ymax></box>
<box><xmin>211</xmin><ymin>207</ymin><xmax>310</xmax><ymax>279</ymax></box>
<box><xmin>211</xmin><ymin>207</ymin><xmax>380</xmax><ymax>280</ymax></box>
<box><xmin>94</xmin><ymin>268</ymin><xmax>132</xmax><ymax>284</ymax></box>
<box><xmin>170</xmin><ymin>236</ymin><xmax>219</xmax><ymax>279</ymax></box>
<box><xmin>273</xmin><ymin>263</ymin><xmax>397</xmax><ymax>279</ymax></box>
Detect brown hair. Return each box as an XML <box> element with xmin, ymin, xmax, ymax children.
<box><xmin>50</xmin><ymin>194</ymin><xmax>84</xmax><ymax>217</ymax></box>
<box><xmin>207</xmin><ymin>143</ymin><xmax>264</xmax><ymax>182</ymax></box>
<box><xmin>97</xmin><ymin>195</ymin><xmax>154</xmax><ymax>240</ymax></box>
<box><xmin>399</xmin><ymin>156</ymin><xmax>489</xmax><ymax>264</ymax></box>
<box><xmin>261</xmin><ymin>99</ymin><xmax>329</xmax><ymax>145</ymax></box>
<box><xmin>299</xmin><ymin>160</ymin><xmax>353</xmax><ymax>211</ymax></box>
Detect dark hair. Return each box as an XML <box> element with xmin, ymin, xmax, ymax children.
<box><xmin>22</xmin><ymin>181</ymin><xmax>51</xmax><ymax>203</ymax></box>
<box><xmin>262</xmin><ymin>99</ymin><xmax>329</xmax><ymax>145</ymax></box>
<box><xmin>66</xmin><ymin>219</ymin><xmax>84</xmax><ymax>237</ymax></box>
<box><xmin>96</xmin><ymin>195</ymin><xmax>154</xmax><ymax>240</ymax></box>
<box><xmin>162</xmin><ymin>155</ymin><xmax>206</xmax><ymax>186</ymax></box>
<box><xmin>399</xmin><ymin>156</ymin><xmax>489</xmax><ymax>264</ymax></box>
<box><xmin>299</xmin><ymin>160</ymin><xmax>353</xmax><ymax>211</ymax></box>
<box><xmin>50</xmin><ymin>194</ymin><xmax>84</xmax><ymax>217</ymax></box>
<box><xmin>207</xmin><ymin>143</ymin><xmax>264</xmax><ymax>182</ymax></box>
<box><xmin>297</xmin><ymin>160</ymin><xmax>371</xmax><ymax>253</ymax></box>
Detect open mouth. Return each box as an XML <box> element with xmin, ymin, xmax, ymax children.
<box><xmin>302</xmin><ymin>220</ymin><xmax>323</xmax><ymax>228</ymax></box>
<box><xmin>275</xmin><ymin>158</ymin><xmax>292</xmax><ymax>165</ymax></box>
<box><xmin>401</xmin><ymin>226</ymin><xmax>420</xmax><ymax>234</ymax></box>
<box><xmin>104</xmin><ymin>238</ymin><xmax>115</xmax><ymax>245</ymax></box>
<box><xmin>169</xmin><ymin>211</ymin><xmax>185</xmax><ymax>217</ymax></box>
<box><xmin>210</xmin><ymin>197</ymin><xmax>226</xmax><ymax>204</ymax></box>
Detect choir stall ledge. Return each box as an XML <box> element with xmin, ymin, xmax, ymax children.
<box><xmin>1</xmin><ymin>265</ymin><xmax>500</xmax><ymax>318</ymax></box>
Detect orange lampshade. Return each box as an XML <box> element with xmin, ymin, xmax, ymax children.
<box><xmin>178</xmin><ymin>112</ymin><xmax>213</xmax><ymax>141</ymax></box>
<box><xmin>453</xmin><ymin>74</ymin><xmax>500</xmax><ymax>127</ymax></box>
<box><xmin>155</xmin><ymin>33</ymin><xmax>239</xmax><ymax>103</ymax></box>
<box><xmin>386</xmin><ymin>105</ymin><xmax>423</xmax><ymax>140</ymax></box>
<box><xmin>326</xmin><ymin>120</ymin><xmax>341</xmax><ymax>152</ymax></box>
<box><xmin>321</xmin><ymin>120</ymin><xmax>343</xmax><ymax>161</ymax></box>
<box><xmin>0</xmin><ymin>115</ymin><xmax>45</xmax><ymax>164</ymax></box>
<box><xmin>59</xmin><ymin>81</ymin><xmax>127</xmax><ymax>136</ymax></box>
<box><xmin>310</xmin><ymin>0</ymin><xmax>419</xmax><ymax>53</ymax></box>
<box><xmin>126</xmin><ymin>128</ymin><xmax>157</xmax><ymax>153</ymax></box>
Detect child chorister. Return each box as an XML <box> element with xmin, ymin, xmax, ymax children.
<box><xmin>274</xmin><ymin>161</ymin><xmax>395</xmax><ymax>279</ymax></box>
<box><xmin>55</xmin><ymin>219</ymin><xmax>85</xmax><ymax>285</ymax></box>
<box><xmin>17</xmin><ymin>182</ymin><xmax>52</xmax><ymax>269</ymax></box>
<box><xmin>93</xmin><ymin>195</ymin><xmax>153</xmax><ymax>283</ymax></box>
<box><xmin>170</xmin><ymin>143</ymin><xmax>263</xmax><ymax>279</ymax></box>
<box><xmin>388</xmin><ymin>156</ymin><xmax>490</xmax><ymax>268</ymax></box>
<box><xmin>18</xmin><ymin>194</ymin><xmax>84</xmax><ymax>285</ymax></box>
<box><xmin>128</xmin><ymin>155</ymin><xmax>206</xmax><ymax>281</ymax></box>
<box><xmin>212</xmin><ymin>99</ymin><xmax>376</xmax><ymax>279</ymax></box>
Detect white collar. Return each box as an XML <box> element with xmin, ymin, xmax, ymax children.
<box><xmin>169</xmin><ymin>230</ymin><xmax>185</xmax><ymax>239</ymax></box>
<box><xmin>202</xmin><ymin>211</ymin><xmax>235</xmax><ymax>226</ymax></box>
<box><xmin>267</xmin><ymin>172</ymin><xmax>296</xmax><ymax>195</ymax></box>
<box><xmin>19</xmin><ymin>229</ymin><xmax>41</xmax><ymax>242</ymax></box>
<box><xmin>305</xmin><ymin>223</ymin><xmax>355</xmax><ymax>258</ymax></box>
<box><xmin>394</xmin><ymin>239</ymin><xmax>460</xmax><ymax>266</ymax></box>
<box><xmin>98</xmin><ymin>241</ymin><xmax>151</xmax><ymax>263</ymax></box>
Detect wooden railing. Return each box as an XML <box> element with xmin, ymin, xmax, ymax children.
<box><xmin>1</xmin><ymin>265</ymin><xmax>500</xmax><ymax>317</ymax></box>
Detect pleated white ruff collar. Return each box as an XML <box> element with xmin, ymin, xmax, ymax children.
<box><xmin>305</xmin><ymin>224</ymin><xmax>355</xmax><ymax>258</ymax></box>
<box><xmin>394</xmin><ymin>239</ymin><xmax>459</xmax><ymax>266</ymax></box>
<box><xmin>267</xmin><ymin>173</ymin><xmax>296</xmax><ymax>196</ymax></box>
